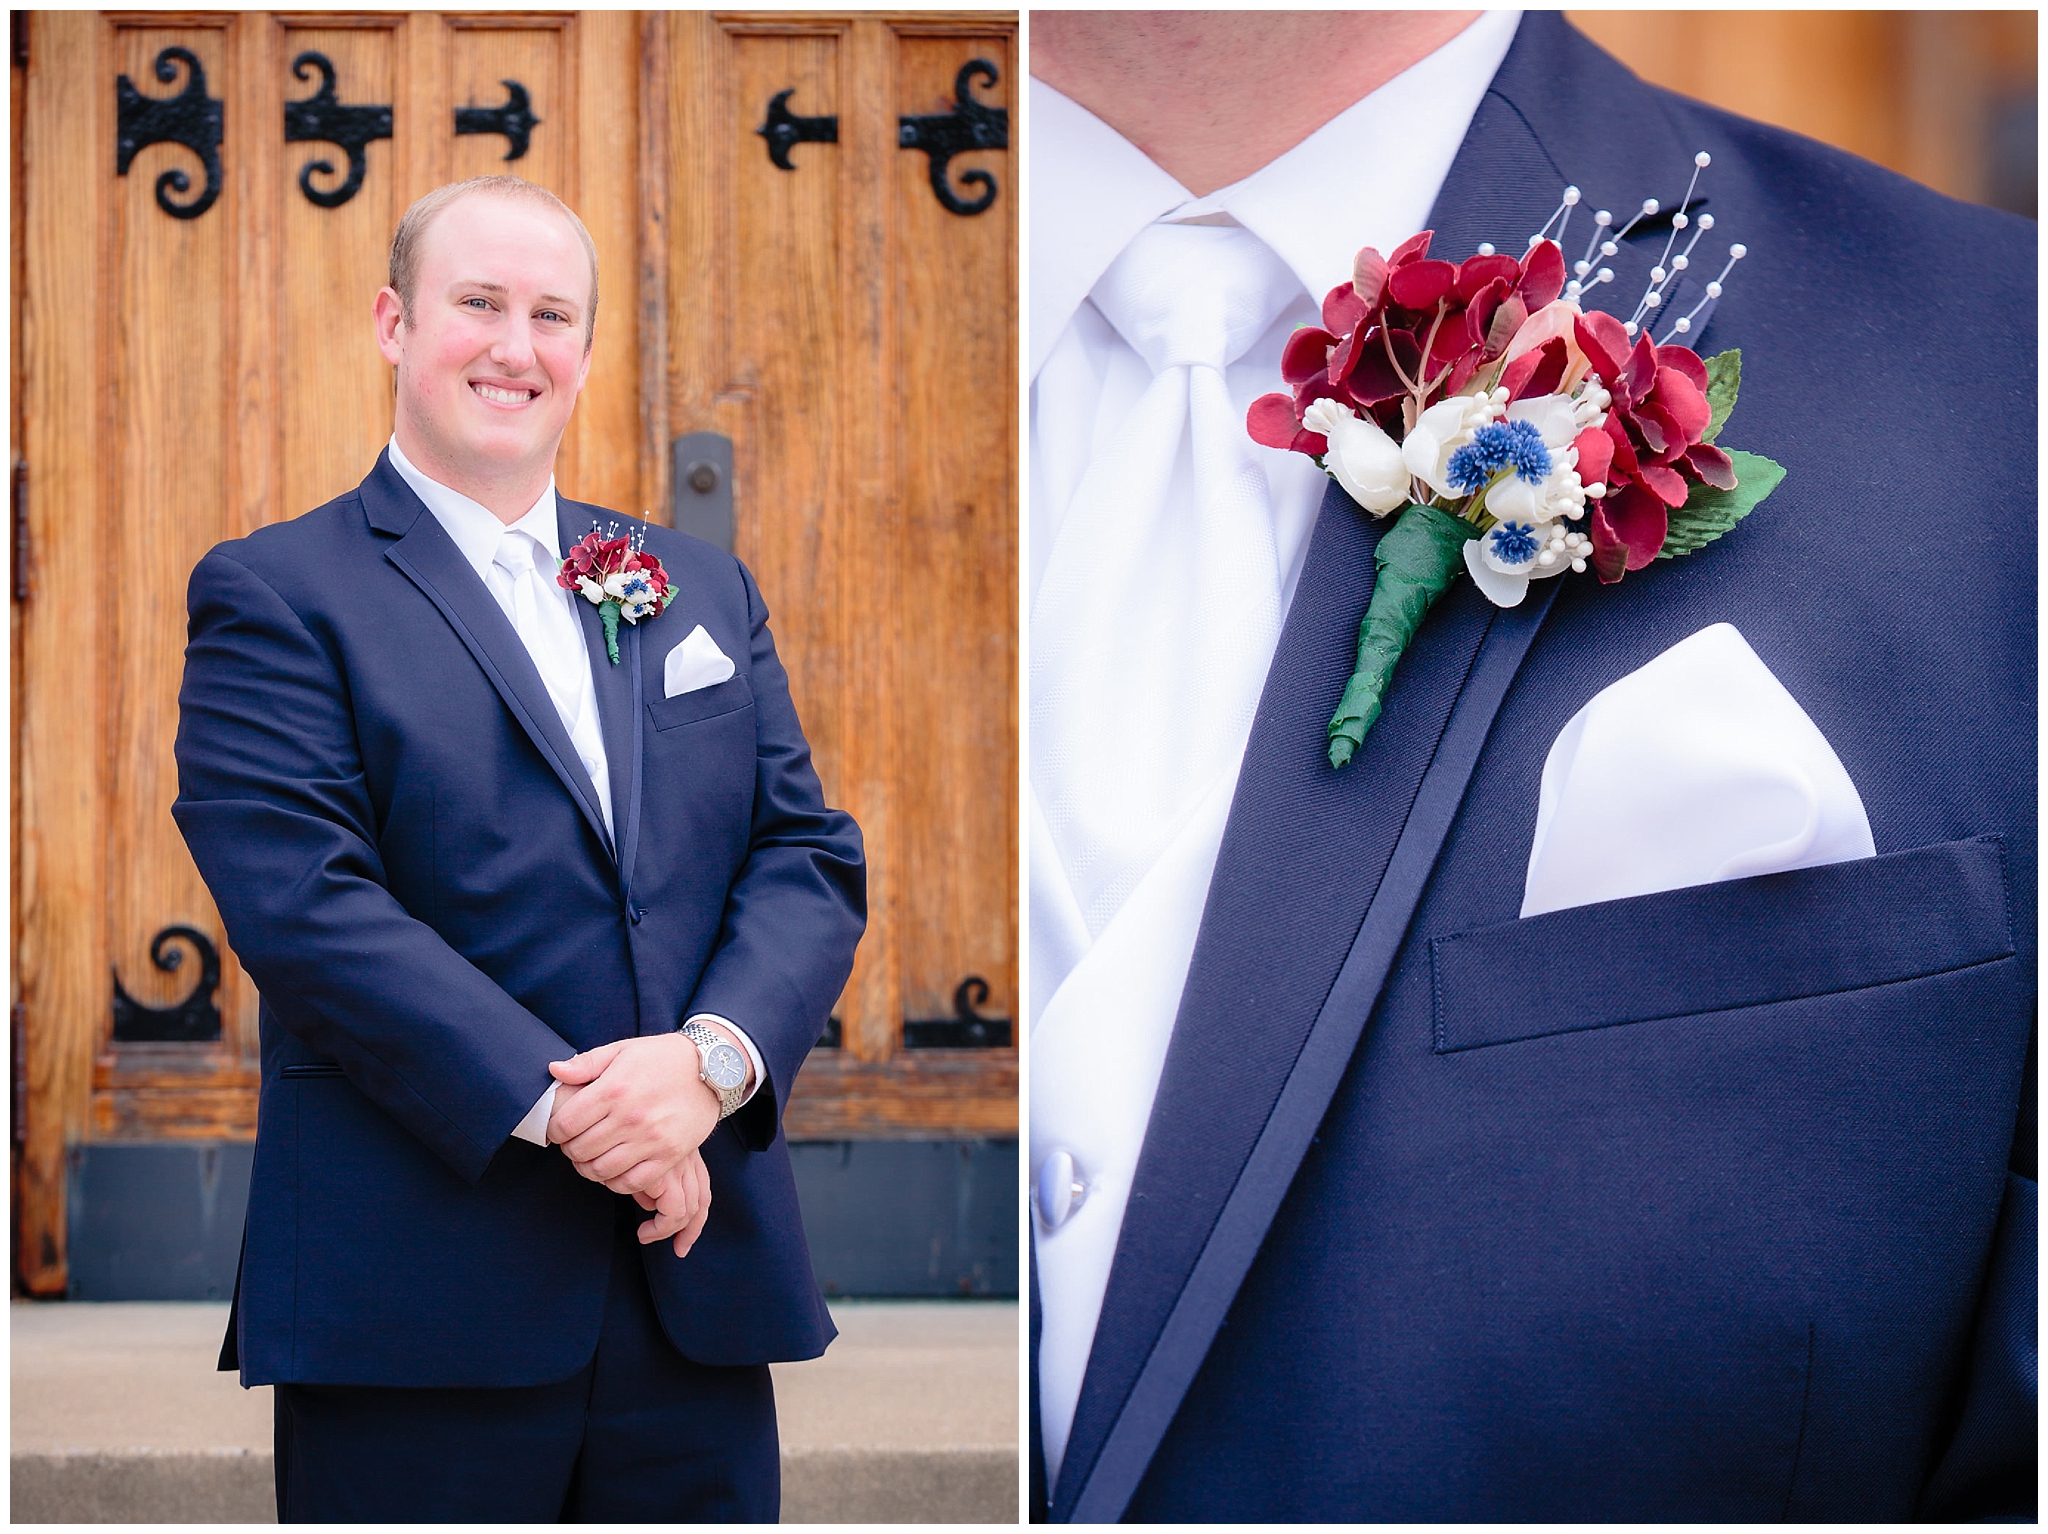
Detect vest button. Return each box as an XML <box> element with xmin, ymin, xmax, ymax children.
<box><xmin>1035</xmin><ymin>1148</ymin><xmax>1085</xmax><ymax>1230</ymax></box>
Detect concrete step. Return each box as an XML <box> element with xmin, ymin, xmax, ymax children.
<box><xmin>11</xmin><ymin>1299</ymin><xmax>1019</xmax><ymax>1523</ymax></box>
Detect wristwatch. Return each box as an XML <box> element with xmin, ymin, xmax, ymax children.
<box><xmin>680</xmin><ymin>1021</ymin><xmax>748</xmax><ymax>1119</ymax></box>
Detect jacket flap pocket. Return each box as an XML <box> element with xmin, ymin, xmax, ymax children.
<box><xmin>646</xmin><ymin>674</ymin><xmax>753</xmax><ymax>732</ymax></box>
<box><xmin>1432</xmin><ymin>836</ymin><xmax>2012</xmax><ymax>1053</ymax></box>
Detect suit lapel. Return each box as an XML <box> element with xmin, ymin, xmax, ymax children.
<box><xmin>364</xmin><ymin>454</ymin><xmax>617</xmax><ymax>862</ymax></box>
<box><xmin>560</xmin><ymin>499</ymin><xmax>646</xmax><ymax>902</ymax></box>
<box><xmin>1053</xmin><ymin>15</ymin><xmax>1668</xmax><ymax>1518</ymax></box>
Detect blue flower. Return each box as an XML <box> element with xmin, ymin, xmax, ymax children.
<box><xmin>1445</xmin><ymin>419</ymin><xmax>1552</xmax><ymax>494</ymax></box>
<box><xmin>1485</xmin><ymin>520</ymin><xmax>1542</xmax><ymax>569</ymax></box>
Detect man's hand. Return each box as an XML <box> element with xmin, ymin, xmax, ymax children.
<box><xmin>546</xmin><ymin>1032</ymin><xmax>724</xmax><ymax>1195</ymax></box>
<box><xmin>630</xmin><ymin>1149</ymin><xmax>713</xmax><ymax>1259</ymax></box>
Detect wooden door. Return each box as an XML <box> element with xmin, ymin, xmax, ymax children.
<box><xmin>12</xmin><ymin>10</ymin><xmax>1016</xmax><ymax>1296</ymax></box>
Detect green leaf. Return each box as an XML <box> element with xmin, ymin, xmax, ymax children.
<box><xmin>1700</xmin><ymin>349</ymin><xmax>1740</xmax><ymax>443</ymax></box>
<box><xmin>1657</xmin><ymin>449</ymin><xmax>1786</xmax><ymax>559</ymax></box>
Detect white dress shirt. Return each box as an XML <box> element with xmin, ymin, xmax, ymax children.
<box><xmin>1028</xmin><ymin>10</ymin><xmax>1523</xmax><ymax>1485</ymax></box>
<box><xmin>386</xmin><ymin>437</ymin><xmax>765</xmax><ymax>1141</ymax></box>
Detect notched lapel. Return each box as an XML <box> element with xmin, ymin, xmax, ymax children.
<box><xmin>363</xmin><ymin>457</ymin><xmax>617</xmax><ymax>863</ymax></box>
<box><xmin>561</xmin><ymin>498</ymin><xmax>645</xmax><ymax>900</ymax></box>
<box><xmin>1061</xmin><ymin>484</ymin><xmax>1559</xmax><ymax>1520</ymax></box>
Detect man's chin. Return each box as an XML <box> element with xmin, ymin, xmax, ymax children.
<box><xmin>448</xmin><ymin>424</ymin><xmax>562</xmax><ymax>480</ymax></box>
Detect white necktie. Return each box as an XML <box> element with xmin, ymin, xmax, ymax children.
<box><xmin>489</xmin><ymin>529</ymin><xmax>612</xmax><ymax>833</ymax></box>
<box><xmin>1031</xmin><ymin>222</ymin><xmax>1301</xmax><ymax>942</ymax></box>
<box><xmin>1028</xmin><ymin>220</ymin><xmax>1303</xmax><ymax>1491</ymax></box>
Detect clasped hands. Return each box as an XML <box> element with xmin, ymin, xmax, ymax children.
<box><xmin>546</xmin><ymin>1029</ymin><xmax>739</xmax><ymax>1258</ymax></box>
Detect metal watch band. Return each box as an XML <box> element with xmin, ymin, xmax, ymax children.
<box><xmin>679</xmin><ymin>1021</ymin><xmax>747</xmax><ymax>1119</ymax></box>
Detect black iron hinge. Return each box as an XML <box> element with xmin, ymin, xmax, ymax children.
<box><xmin>11</xmin><ymin>459</ymin><xmax>28</xmax><ymax>602</ymax></box>
<box><xmin>12</xmin><ymin>1001</ymin><xmax>26</xmax><ymax>1147</ymax></box>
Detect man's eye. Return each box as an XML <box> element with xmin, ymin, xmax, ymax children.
<box><xmin>463</xmin><ymin>297</ymin><xmax>491</xmax><ymax>310</ymax></box>
<box><xmin>538</xmin><ymin>310</ymin><xmax>568</xmax><ymax>324</ymax></box>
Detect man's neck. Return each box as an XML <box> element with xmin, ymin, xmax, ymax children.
<box><xmin>1030</xmin><ymin>10</ymin><xmax>1482</xmax><ymax>197</ymax></box>
<box><xmin>390</xmin><ymin>426</ymin><xmax>553</xmax><ymax>525</ymax></box>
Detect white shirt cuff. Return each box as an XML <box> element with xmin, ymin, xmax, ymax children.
<box><xmin>686</xmin><ymin>1013</ymin><xmax>766</xmax><ymax>1106</ymax></box>
<box><xmin>511</xmin><ymin>1080</ymin><xmax>558</xmax><ymax>1145</ymax></box>
<box><xmin>510</xmin><ymin>1017</ymin><xmax>763</xmax><ymax>1150</ymax></box>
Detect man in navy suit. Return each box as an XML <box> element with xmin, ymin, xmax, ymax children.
<box><xmin>174</xmin><ymin>176</ymin><xmax>863</xmax><ymax>1520</ymax></box>
<box><xmin>1029</xmin><ymin>12</ymin><xmax>2032</xmax><ymax>1521</ymax></box>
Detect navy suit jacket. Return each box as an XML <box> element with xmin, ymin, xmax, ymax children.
<box><xmin>1039</xmin><ymin>15</ymin><xmax>2034</xmax><ymax>1522</ymax></box>
<box><xmin>174</xmin><ymin>451</ymin><xmax>864</xmax><ymax>1387</ymax></box>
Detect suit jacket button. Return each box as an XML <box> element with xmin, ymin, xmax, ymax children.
<box><xmin>628</xmin><ymin>905</ymin><xmax>646</xmax><ymax>925</ymax></box>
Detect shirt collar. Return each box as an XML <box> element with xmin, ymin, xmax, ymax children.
<box><xmin>386</xmin><ymin>435</ymin><xmax>560</xmax><ymax>583</ymax></box>
<box><xmin>1029</xmin><ymin>10</ymin><xmax>1523</xmax><ymax>380</ymax></box>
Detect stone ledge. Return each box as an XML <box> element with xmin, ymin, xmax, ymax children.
<box><xmin>783</xmin><ymin>1445</ymin><xmax>1016</xmax><ymax>1523</ymax></box>
<box><xmin>11</xmin><ymin>1445</ymin><xmax>1017</xmax><ymax>1524</ymax></box>
<box><xmin>12</xmin><ymin>1449</ymin><xmax>275</xmax><ymax>1525</ymax></box>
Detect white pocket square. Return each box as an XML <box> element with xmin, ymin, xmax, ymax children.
<box><xmin>663</xmin><ymin>625</ymin><xmax>736</xmax><ymax>698</ymax></box>
<box><xmin>1522</xmin><ymin>622</ymin><xmax>1874</xmax><ymax>918</ymax></box>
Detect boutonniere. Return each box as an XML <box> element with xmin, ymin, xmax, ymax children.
<box><xmin>1248</xmin><ymin>153</ymin><xmax>1786</xmax><ymax>767</ymax></box>
<box><xmin>557</xmin><ymin>524</ymin><xmax>675</xmax><ymax>664</ymax></box>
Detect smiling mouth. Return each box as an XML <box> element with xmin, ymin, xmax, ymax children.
<box><xmin>472</xmin><ymin>382</ymin><xmax>540</xmax><ymax>406</ymax></box>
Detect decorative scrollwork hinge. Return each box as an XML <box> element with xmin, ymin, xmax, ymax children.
<box><xmin>111</xmin><ymin>927</ymin><xmax>223</xmax><ymax>1043</ymax></box>
<box><xmin>898</xmin><ymin>59</ymin><xmax>1008</xmax><ymax>217</ymax></box>
<box><xmin>454</xmin><ymin>79</ymin><xmax>540</xmax><ymax>162</ymax></box>
<box><xmin>116</xmin><ymin>46</ymin><xmax>224</xmax><ymax>220</ymax></box>
<box><xmin>756</xmin><ymin>89</ymin><xmax>838</xmax><ymax>171</ymax></box>
<box><xmin>904</xmin><ymin>975</ymin><xmax>1011</xmax><ymax>1049</ymax></box>
<box><xmin>283</xmin><ymin>51</ymin><xmax>392</xmax><ymax>209</ymax></box>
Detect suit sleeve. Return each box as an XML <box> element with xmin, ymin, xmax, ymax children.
<box><xmin>173</xmin><ymin>548</ymin><xmax>574</xmax><ymax>1182</ymax></box>
<box><xmin>686</xmin><ymin>559</ymin><xmax>867</xmax><ymax>1152</ymax></box>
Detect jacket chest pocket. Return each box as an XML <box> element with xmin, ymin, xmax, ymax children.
<box><xmin>1429</xmin><ymin>835</ymin><xmax>2013</xmax><ymax>1054</ymax></box>
<box><xmin>646</xmin><ymin>674</ymin><xmax>753</xmax><ymax>732</ymax></box>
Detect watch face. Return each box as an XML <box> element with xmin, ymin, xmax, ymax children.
<box><xmin>703</xmin><ymin>1042</ymin><xmax>746</xmax><ymax>1092</ymax></box>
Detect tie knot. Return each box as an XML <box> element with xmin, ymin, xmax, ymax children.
<box><xmin>1089</xmin><ymin>222</ymin><xmax>1299</xmax><ymax>376</ymax></box>
<box><xmin>493</xmin><ymin>530</ymin><xmax>542</xmax><ymax>579</ymax></box>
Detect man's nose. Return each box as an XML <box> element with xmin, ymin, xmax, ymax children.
<box><xmin>491</xmin><ymin>316</ymin><xmax>537</xmax><ymax>371</ymax></box>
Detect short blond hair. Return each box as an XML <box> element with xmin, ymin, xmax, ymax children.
<box><xmin>388</xmin><ymin>176</ymin><xmax>599</xmax><ymax>349</ymax></box>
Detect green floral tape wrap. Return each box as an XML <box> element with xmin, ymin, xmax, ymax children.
<box><xmin>1327</xmin><ymin>503</ymin><xmax>1480</xmax><ymax>768</ymax></box>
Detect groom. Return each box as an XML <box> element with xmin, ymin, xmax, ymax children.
<box><xmin>175</xmin><ymin>176</ymin><xmax>864</xmax><ymax>1520</ymax></box>
<box><xmin>1030</xmin><ymin>11</ymin><xmax>2033</xmax><ymax>1522</ymax></box>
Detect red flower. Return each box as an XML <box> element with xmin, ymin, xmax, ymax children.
<box><xmin>558</xmin><ymin>532</ymin><xmax>634</xmax><ymax>589</ymax></box>
<box><xmin>1573</xmin><ymin>311</ymin><xmax>1721</xmax><ymax>582</ymax></box>
<box><xmin>1249</xmin><ymin>232</ymin><xmax>1565</xmax><ymax>456</ymax></box>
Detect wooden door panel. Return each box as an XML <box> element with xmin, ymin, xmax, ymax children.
<box><xmin>19</xmin><ymin>8</ymin><xmax>110</xmax><ymax>1293</ymax></box>
<box><xmin>102</xmin><ymin>20</ymin><xmax>257</xmax><ymax>1134</ymax></box>
<box><xmin>892</xmin><ymin>26</ymin><xmax>1015</xmax><ymax>1027</ymax></box>
<box><xmin>110</xmin><ymin>21</ymin><xmax>232</xmax><ymax>1011</ymax></box>
<box><xmin>277</xmin><ymin>20</ymin><xmax>401</xmax><ymax>521</ymax></box>
<box><xmin>663</xmin><ymin>14</ymin><xmax>1018</xmax><ymax>1136</ymax></box>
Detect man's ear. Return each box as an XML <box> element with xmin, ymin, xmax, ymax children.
<box><xmin>373</xmin><ymin>286</ymin><xmax>407</xmax><ymax>366</ymax></box>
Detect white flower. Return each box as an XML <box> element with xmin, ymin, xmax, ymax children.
<box><xmin>1402</xmin><ymin>388</ymin><xmax>1507</xmax><ymax>498</ymax></box>
<box><xmin>576</xmin><ymin>576</ymin><xmax>605</xmax><ymax>603</ymax></box>
<box><xmin>1463</xmin><ymin>520</ymin><xmax>1596</xmax><ymax>608</ymax></box>
<box><xmin>1302</xmin><ymin>397</ymin><xmax>1411</xmax><ymax>515</ymax></box>
<box><xmin>1505</xmin><ymin>392</ymin><xmax>1580</xmax><ymax>451</ymax></box>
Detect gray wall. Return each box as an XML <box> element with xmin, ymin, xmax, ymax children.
<box><xmin>60</xmin><ymin>1138</ymin><xmax>1018</xmax><ymax>1302</ymax></box>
